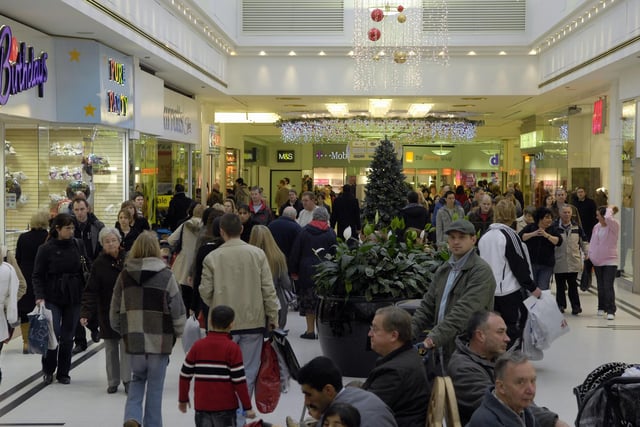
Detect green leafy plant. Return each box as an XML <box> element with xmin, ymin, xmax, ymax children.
<box><xmin>313</xmin><ymin>217</ymin><xmax>445</xmax><ymax>301</ymax></box>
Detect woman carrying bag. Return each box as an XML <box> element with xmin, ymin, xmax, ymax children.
<box><xmin>33</xmin><ymin>213</ymin><xmax>89</xmax><ymax>385</ymax></box>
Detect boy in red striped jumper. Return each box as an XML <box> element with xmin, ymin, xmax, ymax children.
<box><xmin>179</xmin><ymin>305</ymin><xmax>256</xmax><ymax>426</ymax></box>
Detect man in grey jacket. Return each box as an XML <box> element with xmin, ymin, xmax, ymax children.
<box><xmin>411</xmin><ymin>219</ymin><xmax>496</xmax><ymax>365</ymax></box>
<box><xmin>448</xmin><ymin>311</ymin><xmax>568</xmax><ymax>427</ymax></box>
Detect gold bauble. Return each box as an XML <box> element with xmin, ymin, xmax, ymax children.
<box><xmin>397</xmin><ymin>13</ymin><xmax>406</xmax><ymax>23</ymax></box>
<box><xmin>394</xmin><ymin>51</ymin><xmax>407</xmax><ymax>64</ymax></box>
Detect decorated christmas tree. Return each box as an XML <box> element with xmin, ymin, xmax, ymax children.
<box><xmin>362</xmin><ymin>137</ymin><xmax>408</xmax><ymax>227</ymax></box>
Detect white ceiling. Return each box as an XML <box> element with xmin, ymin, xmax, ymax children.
<box><xmin>0</xmin><ymin>0</ymin><xmax>632</xmax><ymax>143</ymax></box>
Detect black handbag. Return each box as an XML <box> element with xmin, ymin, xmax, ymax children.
<box><xmin>74</xmin><ymin>239</ymin><xmax>91</xmax><ymax>284</ymax></box>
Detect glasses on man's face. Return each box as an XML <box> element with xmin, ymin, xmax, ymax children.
<box><xmin>369</xmin><ymin>324</ymin><xmax>382</xmax><ymax>333</ymax></box>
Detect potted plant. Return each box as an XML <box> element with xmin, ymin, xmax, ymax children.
<box><xmin>313</xmin><ymin>218</ymin><xmax>444</xmax><ymax>377</ymax></box>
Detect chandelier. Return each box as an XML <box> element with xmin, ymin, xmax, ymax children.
<box><xmin>353</xmin><ymin>0</ymin><xmax>449</xmax><ymax>91</ymax></box>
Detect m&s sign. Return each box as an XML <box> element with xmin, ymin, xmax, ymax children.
<box><xmin>277</xmin><ymin>150</ymin><xmax>295</xmax><ymax>162</ymax></box>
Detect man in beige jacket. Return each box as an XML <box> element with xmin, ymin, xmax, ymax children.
<box><xmin>199</xmin><ymin>213</ymin><xmax>279</xmax><ymax>423</ymax></box>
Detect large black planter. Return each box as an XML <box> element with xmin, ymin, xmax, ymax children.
<box><xmin>317</xmin><ymin>296</ymin><xmax>398</xmax><ymax>378</ymax></box>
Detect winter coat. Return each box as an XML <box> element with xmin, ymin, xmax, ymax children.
<box><xmin>110</xmin><ymin>257</ymin><xmax>186</xmax><ymax>354</ymax></box>
<box><xmin>411</xmin><ymin>250</ymin><xmax>496</xmax><ymax>364</ymax></box>
<box><xmin>268</xmin><ymin>216</ymin><xmax>302</xmax><ymax>259</ymax></box>
<box><xmin>168</xmin><ymin>217</ymin><xmax>203</xmax><ymax>285</ymax></box>
<box><xmin>330</xmin><ymin>193</ymin><xmax>361</xmax><ymax>239</ymax></box>
<box><xmin>119</xmin><ymin>228</ymin><xmax>140</xmax><ymax>252</ymax></box>
<box><xmin>74</xmin><ymin>213</ymin><xmax>105</xmax><ymax>260</ymax></box>
<box><xmin>448</xmin><ymin>336</ymin><xmax>559</xmax><ymax>427</ymax></box>
<box><xmin>399</xmin><ymin>203</ymin><xmax>429</xmax><ymax>231</ymax></box>
<box><xmin>167</xmin><ymin>192</ymin><xmax>193</xmax><ymax>231</ymax></box>
<box><xmin>80</xmin><ymin>249</ymin><xmax>125</xmax><ymax>340</ymax></box>
<box><xmin>467</xmin><ymin>388</ymin><xmax>539</xmax><ymax>427</ymax></box>
<box><xmin>319</xmin><ymin>387</ymin><xmax>397</xmax><ymax>427</ymax></box>
<box><xmin>478</xmin><ymin>223</ymin><xmax>536</xmax><ymax>296</ymax></box>
<box><xmin>435</xmin><ymin>205</ymin><xmax>465</xmax><ymax>246</ymax></box>
<box><xmin>519</xmin><ymin>223</ymin><xmax>563</xmax><ymax>267</ymax></box>
<box><xmin>200</xmin><ymin>238</ymin><xmax>279</xmax><ymax>332</ymax></box>
<box><xmin>33</xmin><ymin>238</ymin><xmax>88</xmax><ymax>306</ymax></box>
<box><xmin>0</xmin><ymin>262</ymin><xmax>19</xmax><ymax>341</ymax></box>
<box><xmin>467</xmin><ymin>208</ymin><xmax>494</xmax><ymax>238</ymax></box>
<box><xmin>289</xmin><ymin>222</ymin><xmax>337</xmax><ymax>292</ymax></box>
<box><xmin>278</xmin><ymin>199</ymin><xmax>303</xmax><ymax>216</ymax></box>
<box><xmin>362</xmin><ymin>344</ymin><xmax>428</xmax><ymax>427</ymax></box>
<box><xmin>250</xmin><ymin>201</ymin><xmax>274</xmax><ymax>225</ymax></box>
<box><xmin>554</xmin><ymin>219</ymin><xmax>588</xmax><ymax>274</ymax></box>
<box><xmin>16</xmin><ymin>229</ymin><xmax>48</xmax><ymax>314</ymax></box>
<box><xmin>3</xmin><ymin>245</ymin><xmax>28</xmax><ymax>314</ymax></box>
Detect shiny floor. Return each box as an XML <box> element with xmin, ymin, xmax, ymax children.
<box><xmin>1</xmin><ymin>279</ymin><xmax>639</xmax><ymax>427</ymax></box>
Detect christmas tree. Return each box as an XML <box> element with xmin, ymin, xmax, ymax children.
<box><xmin>362</xmin><ymin>137</ymin><xmax>408</xmax><ymax>227</ymax></box>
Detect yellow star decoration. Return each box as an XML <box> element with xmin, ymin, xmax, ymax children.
<box><xmin>69</xmin><ymin>49</ymin><xmax>81</xmax><ymax>62</ymax></box>
<box><xmin>84</xmin><ymin>103</ymin><xmax>96</xmax><ymax>117</ymax></box>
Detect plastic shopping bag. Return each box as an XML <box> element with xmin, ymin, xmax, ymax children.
<box><xmin>523</xmin><ymin>290</ymin><xmax>570</xmax><ymax>350</ymax></box>
<box><xmin>255</xmin><ymin>338</ymin><xmax>281</xmax><ymax>413</ymax></box>
<box><xmin>181</xmin><ymin>314</ymin><xmax>203</xmax><ymax>353</ymax></box>
<box><xmin>27</xmin><ymin>305</ymin><xmax>49</xmax><ymax>354</ymax></box>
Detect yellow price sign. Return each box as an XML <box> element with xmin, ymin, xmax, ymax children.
<box><xmin>157</xmin><ymin>195</ymin><xmax>172</xmax><ymax>209</ymax></box>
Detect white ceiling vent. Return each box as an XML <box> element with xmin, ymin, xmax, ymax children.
<box><xmin>424</xmin><ymin>0</ymin><xmax>526</xmax><ymax>32</ymax></box>
<box><xmin>242</xmin><ymin>0</ymin><xmax>345</xmax><ymax>33</ymax></box>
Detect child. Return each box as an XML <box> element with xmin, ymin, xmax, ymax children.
<box><xmin>179</xmin><ymin>305</ymin><xmax>256</xmax><ymax>426</ymax></box>
<box><xmin>323</xmin><ymin>402</ymin><xmax>361</xmax><ymax>427</ymax></box>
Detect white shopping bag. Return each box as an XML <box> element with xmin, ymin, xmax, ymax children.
<box><xmin>181</xmin><ymin>314</ymin><xmax>204</xmax><ymax>353</ymax></box>
<box><xmin>523</xmin><ymin>290</ymin><xmax>570</xmax><ymax>350</ymax></box>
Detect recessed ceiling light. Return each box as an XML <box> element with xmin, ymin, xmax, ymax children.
<box><xmin>499</xmin><ymin>51</ymin><xmax>507</xmax><ymax>55</ymax></box>
<box><xmin>528</xmin><ymin>49</ymin><xmax>537</xmax><ymax>55</ymax></box>
<box><xmin>288</xmin><ymin>51</ymin><xmax>296</xmax><ymax>56</ymax></box>
<box><xmin>259</xmin><ymin>51</ymin><xmax>267</xmax><ymax>56</ymax></box>
<box><xmin>467</xmin><ymin>51</ymin><xmax>476</xmax><ymax>56</ymax></box>
<box><xmin>230</xmin><ymin>51</ymin><xmax>237</xmax><ymax>56</ymax></box>
<box><xmin>318</xmin><ymin>51</ymin><xmax>326</xmax><ymax>56</ymax></box>
<box><xmin>347</xmin><ymin>51</ymin><xmax>354</xmax><ymax>56</ymax></box>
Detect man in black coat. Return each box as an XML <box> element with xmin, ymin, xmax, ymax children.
<box><xmin>167</xmin><ymin>183</ymin><xmax>193</xmax><ymax>231</ymax></box>
<box><xmin>330</xmin><ymin>184</ymin><xmax>361</xmax><ymax>241</ymax></box>
<box><xmin>363</xmin><ymin>306</ymin><xmax>428</xmax><ymax>427</ymax></box>
<box><xmin>268</xmin><ymin>207</ymin><xmax>301</xmax><ymax>260</ymax></box>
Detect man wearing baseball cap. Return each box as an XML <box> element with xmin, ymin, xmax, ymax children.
<box><xmin>412</xmin><ymin>219</ymin><xmax>496</xmax><ymax>365</ymax></box>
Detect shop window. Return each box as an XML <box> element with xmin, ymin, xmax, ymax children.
<box><xmin>620</xmin><ymin>101</ymin><xmax>635</xmax><ymax>281</ymax></box>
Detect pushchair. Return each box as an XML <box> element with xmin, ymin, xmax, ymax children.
<box><xmin>574</xmin><ymin>362</ymin><xmax>640</xmax><ymax>426</ymax></box>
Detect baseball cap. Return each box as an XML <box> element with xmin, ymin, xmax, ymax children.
<box><xmin>445</xmin><ymin>219</ymin><xmax>475</xmax><ymax>235</ymax></box>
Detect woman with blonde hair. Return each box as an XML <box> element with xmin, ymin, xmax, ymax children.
<box><xmin>249</xmin><ymin>225</ymin><xmax>291</xmax><ymax>329</ymax></box>
<box><xmin>222</xmin><ymin>198</ymin><xmax>237</xmax><ymax>214</ymax></box>
<box><xmin>110</xmin><ymin>231</ymin><xmax>185</xmax><ymax>427</ymax></box>
<box><xmin>116</xmin><ymin>208</ymin><xmax>140</xmax><ymax>251</ymax></box>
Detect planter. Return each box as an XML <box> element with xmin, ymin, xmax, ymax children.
<box><xmin>317</xmin><ymin>295</ymin><xmax>399</xmax><ymax>378</ymax></box>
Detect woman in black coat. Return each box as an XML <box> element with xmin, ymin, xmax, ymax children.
<box><xmin>80</xmin><ymin>227</ymin><xmax>129</xmax><ymax>393</ymax></box>
<box><xmin>289</xmin><ymin>208</ymin><xmax>336</xmax><ymax>339</ymax></box>
<box><xmin>16</xmin><ymin>210</ymin><xmax>49</xmax><ymax>353</ymax></box>
<box><xmin>33</xmin><ymin>213</ymin><xmax>89</xmax><ymax>385</ymax></box>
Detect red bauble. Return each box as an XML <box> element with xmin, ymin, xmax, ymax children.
<box><xmin>9</xmin><ymin>37</ymin><xmax>18</xmax><ymax>63</ymax></box>
<box><xmin>368</xmin><ymin>28</ymin><xmax>381</xmax><ymax>42</ymax></box>
<box><xmin>397</xmin><ymin>5</ymin><xmax>404</xmax><ymax>12</ymax></box>
<box><xmin>371</xmin><ymin>8</ymin><xmax>384</xmax><ymax>22</ymax></box>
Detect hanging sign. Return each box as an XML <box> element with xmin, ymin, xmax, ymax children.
<box><xmin>0</xmin><ymin>25</ymin><xmax>49</xmax><ymax>106</ymax></box>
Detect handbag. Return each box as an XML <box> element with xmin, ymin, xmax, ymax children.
<box><xmin>73</xmin><ymin>239</ymin><xmax>91</xmax><ymax>284</ymax></box>
<box><xmin>27</xmin><ymin>305</ymin><xmax>50</xmax><ymax>354</ymax></box>
<box><xmin>255</xmin><ymin>338</ymin><xmax>281</xmax><ymax>414</ymax></box>
<box><xmin>181</xmin><ymin>314</ymin><xmax>203</xmax><ymax>353</ymax></box>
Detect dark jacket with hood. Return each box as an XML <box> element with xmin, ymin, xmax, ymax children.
<box><xmin>33</xmin><ymin>237</ymin><xmax>88</xmax><ymax>305</ymax></box>
<box><xmin>110</xmin><ymin>257</ymin><xmax>186</xmax><ymax>354</ymax></box>
<box><xmin>289</xmin><ymin>221</ymin><xmax>337</xmax><ymax>291</ymax></box>
<box><xmin>400</xmin><ymin>203</ymin><xmax>429</xmax><ymax>232</ymax></box>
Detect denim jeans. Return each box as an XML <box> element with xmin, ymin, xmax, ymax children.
<box><xmin>594</xmin><ymin>265</ymin><xmax>617</xmax><ymax>314</ymax></box>
<box><xmin>43</xmin><ymin>302</ymin><xmax>80</xmax><ymax>379</ymax></box>
<box><xmin>532</xmin><ymin>264</ymin><xmax>554</xmax><ymax>290</ymax></box>
<box><xmin>195</xmin><ymin>410</ymin><xmax>237</xmax><ymax>427</ymax></box>
<box><xmin>124</xmin><ymin>353</ymin><xmax>169</xmax><ymax>427</ymax></box>
<box><xmin>232</xmin><ymin>333</ymin><xmax>263</xmax><ymax>426</ymax></box>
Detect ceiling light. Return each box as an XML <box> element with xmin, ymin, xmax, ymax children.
<box><xmin>288</xmin><ymin>51</ymin><xmax>296</xmax><ymax>56</ymax></box>
<box><xmin>347</xmin><ymin>50</ymin><xmax>354</xmax><ymax>56</ymax></box>
<box><xmin>318</xmin><ymin>51</ymin><xmax>326</xmax><ymax>56</ymax></box>
<box><xmin>230</xmin><ymin>51</ymin><xmax>237</xmax><ymax>56</ymax></box>
<box><xmin>326</xmin><ymin>103</ymin><xmax>350</xmax><ymax>117</ymax></box>
<box><xmin>259</xmin><ymin>51</ymin><xmax>267</xmax><ymax>56</ymax></box>
<box><xmin>529</xmin><ymin>49</ymin><xmax>537</xmax><ymax>55</ymax></box>
<box><xmin>369</xmin><ymin>99</ymin><xmax>392</xmax><ymax>117</ymax></box>
<box><xmin>432</xmin><ymin>149</ymin><xmax>451</xmax><ymax>156</ymax></box>
<box><xmin>499</xmin><ymin>51</ymin><xmax>507</xmax><ymax>55</ymax></box>
<box><xmin>467</xmin><ymin>51</ymin><xmax>476</xmax><ymax>56</ymax></box>
<box><xmin>408</xmin><ymin>103</ymin><xmax>434</xmax><ymax>117</ymax></box>
<box><xmin>481</xmin><ymin>150</ymin><xmax>499</xmax><ymax>155</ymax></box>
<box><xmin>214</xmin><ymin>113</ymin><xmax>280</xmax><ymax>124</ymax></box>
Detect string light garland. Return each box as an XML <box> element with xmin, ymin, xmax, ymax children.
<box><xmin>277</xmin><ymin>117</ymin><xmax>478</xmax><ymax>144</ymax></box>
<box><xmin>353</xmin><ymin>0</ymin><xmax>449</xmax><ymax>91</ymax></box>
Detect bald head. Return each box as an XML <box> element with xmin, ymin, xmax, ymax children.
<box><xmin>282</xmin><ymin>206</ymin><xmax>297</xmax><ymax>219</ymax></box>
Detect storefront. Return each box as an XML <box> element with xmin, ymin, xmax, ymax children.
<box><xmin>1</xmin><ymin>19</ymin><xmax>131</xmax><ymax>250</ymax></box>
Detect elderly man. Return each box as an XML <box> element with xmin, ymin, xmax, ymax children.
<box><xmin>364</xmin><ymin>306</ymin><xmax>428</xmax><ymax>427</ymax></box>
<box><xmin>268</xmin><ymin>206</ymin><xmax>302</xmax><ymax>260</ymax></box>
<box><xmin>411</xmin><ymin>219</ymin><xmax>496</xmax><ymax>365</ymax></box>
<box><xmin>294</xmin><ymin>356</ymin><xmax>397</xmax><ymax>427</ymax></box>
<box><xmin>449</xmin><ymin>311</ymin><xmax>567</xmax><ymax>427</ymax></box>
<box><xmin>467</xmin><ymin>351</ymin><xmax>540</xmax><ymax>427</ymax></box>
<box><xmin>297</xmin><ymin>191</ymin><xmax>317</xmax><ymax>227</ymax></box>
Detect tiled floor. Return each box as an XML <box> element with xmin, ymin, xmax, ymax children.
<box><xmin>0</xmin><ymin>279</ymin><xmax>639</xmax><ymax>427</ymax></box>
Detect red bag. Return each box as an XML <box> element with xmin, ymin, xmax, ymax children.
<box><xmin>255</xmin><ymin>339</ymin><xmax>281</xmax><ymax>413</ymax></box>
